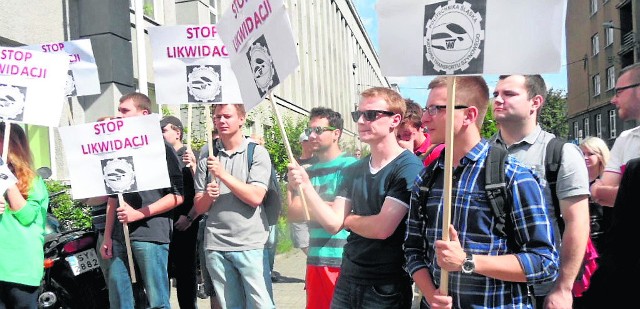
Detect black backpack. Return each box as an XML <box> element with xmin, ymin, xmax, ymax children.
<box><xmin>416</xmin><ymin>138</ymin><xmax>566</xmax><ymax>239</ymax></box>
<box><xmin>211</xmin><ymin>139</ymin><xmax>282</xmax><ymax>226</ymax></box>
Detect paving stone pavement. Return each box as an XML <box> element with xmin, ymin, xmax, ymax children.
<box><xmin>170</xmin><ymin>248</ymin><xmax>421</xmax><ymax>308</ymax></box>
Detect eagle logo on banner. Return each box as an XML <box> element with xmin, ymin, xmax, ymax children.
<box><xmin>423</xmin><ymin>0</ymin><xmax>486</xmax><ymax>75</ymax></box>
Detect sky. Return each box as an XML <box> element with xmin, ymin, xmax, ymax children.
<box><xmin>353</xmin><ymin>0</ymin><xmax>569</xmax><ymax>107</ymax></box>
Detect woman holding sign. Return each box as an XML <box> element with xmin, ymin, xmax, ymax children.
<box><xmin>0</xmin><ymin>123</ymin><xmax>50</xmax><ymax>308</ymax></box>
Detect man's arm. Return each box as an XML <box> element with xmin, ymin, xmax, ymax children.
<box><xmin>343</xmin><ymin>199</ymin><xmax>407</xmax><ymax>239</ymax></box>
<box><xmin>590</xmin><ymin>171</ymin><xmax>621</xmax><ymax>207</ymax></box>
<box><xmin>100</xmin><ymin>197</ymin><xmax>117</xmax><ymax>259</ymax></box>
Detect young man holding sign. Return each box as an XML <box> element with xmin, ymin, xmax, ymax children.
<box><xmin>404</xmin><ymin>77</ymin><xmax>558</xmax><ymax>308</ymax></box>
<box><xmin>288</xmin><ymin>87</ymin><xmax>423</xmax><ymax>308</ymax></box>
<box><xmin>191</xmin><ymin>104</ymin><xmax>274</xmax><ymax>308</ymax></box>
<box><xmin>101</xmin><ymin>92</ymin><xmax>184</xmax><ymax>309</ymax></box>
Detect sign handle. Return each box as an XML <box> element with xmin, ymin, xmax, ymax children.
<box><xmin>2</xmin><ymin>119</ymin><xmax>11</xmax><ymax>164</ymax></box>
<box><xmin>267</xmin><ymin>92</ymin><xmax>310</xmax><ymax>220</ymax></box>
<box><xmin>439</xmin><ymin>76</ymin><xmax>457</xmax><ymax>295</ymax></box>
<box><xmin>186</xmin><ymin>104</ymin><xmax>193</xmax><ymax>168</ymax></box>
<box><xmin>118</xmin><ymin>193</ymin><xmax>136</xmax><ymax>283</ymax></box>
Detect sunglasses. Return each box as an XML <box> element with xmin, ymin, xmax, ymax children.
<box><xmin>304</xmin><ymin>126</ymin><xmax>336</xmax><ymax>136</ymax></box>
<box><xmin>351</xmin><ymin>110</ymin><xmax>395</xmax><ymax>122</ymax></box>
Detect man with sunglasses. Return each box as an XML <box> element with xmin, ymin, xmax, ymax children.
<box><xmin>288</xmin><ymin>87</ymin><xmax>423</xmax><ymax>308</ymax></box>
<box><xmin>492</xmin><ymin>75</ymin><xmax>590</xmax><ymax>309</ymax></box>
<box><xmin>590</xmin><ymin>63</ymin><xmax>640</xmax><ymax>207</ymax></box>
<box><xmin>287</xmin><ymin>107</ymin><xmax>357</xmax><ymax>309</ymax></box>
<box><xmin>405</xmin><ymin>76</ymin><xmax>558</xmax><ymax>309</ymax></box>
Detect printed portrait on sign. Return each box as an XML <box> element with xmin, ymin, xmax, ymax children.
<box><xmin>187</xmin><ymin>64</ymin><xmax>223</xmax><ymax>103</ymax></box>
<box><xmin>101</xmin><ymin>156</ymin><xmax>138</xmax><ymax>194</ymax></box>
<box><xmin>0</xmin><ymin>84</ymin><xmax>26</xmax><ymax>122</ymax></box>
<box><xmin>423</xmin><ymin>0</ymin><xmax>486</xmax><ymax>75</ymax></box>
<box><xmin>65</xmin><ymin>69</ymin><xmax>77</xmax><ymax>97</ymax></box>
<box><xmin>246</xmin><ymin>35</ymin><xmax>280</xmax><ymax>98</ymax></box>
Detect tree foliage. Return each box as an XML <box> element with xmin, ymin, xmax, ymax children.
<box><xmin>260</xmin><ymin>110</ymin><xmax>309</xmax><ymax>178</ymax></box>
<box><xmin>45</xmin><ymin>180</ymin><xmax>92</xmax><ymax>231</ymax></box>
<box><xmin>539</xmin><ymin>88</ymin><xmax>569</xmax><ymax>138</ymax></box>
<box><xmin>481</xmin><ymin>101</ymin><xmax>498</xmax><ymax>139</ymax></box>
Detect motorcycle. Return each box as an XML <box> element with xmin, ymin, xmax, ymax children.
<box><xmin>37</xmin><ymin>168</ymin><xmax>109</xmax><ymax>309</ymax></box>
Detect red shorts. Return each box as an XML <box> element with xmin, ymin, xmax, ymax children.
<box><xmin>306</xmin><ymin>265</ymin><xmax>340</xmax><ymax>309</ymax></box>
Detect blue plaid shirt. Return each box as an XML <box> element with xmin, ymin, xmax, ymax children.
<box><xmin>404</xmin><ymin>140</ymin><xmax>559</xmax><ymax>309</ymax></box>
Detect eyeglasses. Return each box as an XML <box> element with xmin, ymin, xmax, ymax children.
<box><xmin>304</xmin><ymin>126</ymin><xmax>336</xmax><ymax>136</ymax></box>
<box><xmin>423</xmin><ymin>105</ymin><xmax>468</xmax><ymax>116</ymax></box>
<box><xmin>614</xmin><ymin>83</ymin><xmax>640</xmax><ymax>97</ymax></box>
<box><xmin>351</xmin><ymin>110</ymin><xmax>396</xmax><ymax>122</ymax></box>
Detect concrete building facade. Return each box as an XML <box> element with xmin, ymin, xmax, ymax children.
<box><xmin>0</xmin><ymin>0</ymin><xmax>387</xmax><ymax>180</ymax></box>
<box><xmin>566</xmin><ymin>0</ymin><xmax>638</xmax><ymax>146</ymax></box>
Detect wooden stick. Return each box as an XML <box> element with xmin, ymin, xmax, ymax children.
<box><xmin>186</xmin><ymin>104</ymin><xmax>193</xmax><ymax>168</ymax></box>
<box><xmin>118</xmin><ymin>193</ymin><xmax>137</xmax><ymax>283</ymax></box>
<box><xmin>267</xmin><ymin>92</ymin><xmax>310</xmax><ymax>220</ymax></box>
<box><xmin>2</xmin><ymin>119</ymin><xmax>10</xmax><ymax>163</ymax></box>
<box><xmin>439</xmin><ymin>76</ymin><xmax>457</xmax><ymax>294</ymax></box>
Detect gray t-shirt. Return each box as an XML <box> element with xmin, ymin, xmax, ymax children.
<box><xmin>194</xmin><ymin>138</ymin><xmax>271</xmax><ymax>251</ymax></box>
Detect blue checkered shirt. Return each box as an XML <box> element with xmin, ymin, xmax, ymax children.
<box><xmin>404</xmin><ymin>140</ymin><xmax>559</xmax><ymax>309</ymax></box>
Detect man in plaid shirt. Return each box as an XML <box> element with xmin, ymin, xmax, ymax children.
<box><xmin>404</xmin><ymin>76</ymin><xmax>559</xmax><ymax>309</ymax></box>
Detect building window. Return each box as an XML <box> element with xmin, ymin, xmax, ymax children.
<box><xmin>605</xmin><ymin>26</ymin><xmax>614</xmax><ymax>46</ymax></box>
<box><xmin>595</xmin><ymin>114</ymin><xmax>602</xmax><ymax>138</ymax></box>
<box><xmin>609</xmin><ymin>109</ymin><xmax>617</xmax><ymax>138</ymax></box>
<box><xmin>573</xmin><ymin>122</ymin><xmax>579</xmax><ymax>140</ymax></box>
<box><xmin>209</xmin><ymin>0</ymin><xmax>218</xmax><ymax>24</ymax></box>
<box><xmin>590</xmin><ymin>0</ymin><xmax>598</xmax><ymax>14</ymax></box>
<box><xmin>592</xmin><ymin>34</ymin><xmax>600</xmax><ymax>56</ymax></box>
<box><xmin>583</xmin><ymin>118</ymin><xmax>590</xmax><ymax>137</ymax></box>
<box><xmin>606</xmin><ymin>66</ymin><xmax>616</xmax><ymax>90</ymax></box>
<box><xmin>593</xmin><ymin>74</ymin><xmax>601</xmax><ymax>96</ymax></box>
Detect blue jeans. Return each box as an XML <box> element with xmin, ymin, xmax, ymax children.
<box><xmin>109</xmin><ymin>240</ymin><xmax>170</xmax><ymax>309</ymax></box>
<box><xmin>205</xmin><ymin>249</ymin><xmax>274</xmax><ymax>309</ymax></box>
<box><xmin>265</xmin><ymin>224</ymin><xmax>278</xmax><ymax>273</ymax></box>
<box><xmin>331</xmin><ymin>276</ymin><xmax>413</xmax><ymax>309</ymax></box>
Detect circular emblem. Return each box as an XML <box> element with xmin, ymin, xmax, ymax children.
<box><xmin>248</xmin><ymin>42</ymin><xmax>275</xmax><ymax>93</ymax></box>
<box><xmin>0</xmin><ymin>85</ymin><xmax>25</xmax><ymax>119</ymax></box>
<box><xmin>103</xmin><ymin>158</ymin><xmax>135</xmax><ymax>192</ymax></box>
<box><xmin>187</xmin><ymin>66</ymin><xmax>221</xmax><ymax>102</ymax></box>
<box><xmin>424</xmin><ymin>1</ymin><xmax>484</xmax><ymax>74</ymax></box>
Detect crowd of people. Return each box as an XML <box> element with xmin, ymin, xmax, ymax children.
<box><xmin>1</xmin><ymin>63</ymin><xmax>639</xmax><ymax>309</ymax></box>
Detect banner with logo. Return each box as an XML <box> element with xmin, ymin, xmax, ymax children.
<box><xmin>0</xmin><ymin>47</ymin><xmax>69</xmax><ymax>126</ymax></box>
<box><xmin>217</xmin><ymin>0</ymin><xmax>299</xmax><ymax>110</ymax></box>
<box><xmin>58</xmin><ymin>114</ymin><xmax>170</xmax><ymax>199</ymax></box>
<box><xmin>148</xmin><ymin>25</ymin><xmax>242</xmax><ymax>105</ymax></box>
<box><xmin>22</xmin><ymin>39</ymin><xmax>101</xmax><ymax>97</ymax></box>
<box><xmin>376</xmin><ymin>0</ymin><xmax>567</xmax><ymax>76</ymax></box>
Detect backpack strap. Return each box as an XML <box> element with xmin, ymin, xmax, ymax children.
<box><xmin>485</xmin><ymin>145</ymin><xmax>509</xmax><ymax>238</ymax></box>
<box><xmin>246</xmin><ymin>141</ymin><xmax>257</xmax><ymax>172</ymax></box>
<box><xmin>416</xmin><ymin>157</ymin><xmax>441</xmax><ymax>220</ymax></box>
<box><xmin>545</xmin><ymin>137</ymin><xmax>566</xmax><ymax>233</ymax></box>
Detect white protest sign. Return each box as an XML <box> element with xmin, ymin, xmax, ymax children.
<box><xmin>22</xmin><ymin>39</ymin><xmax>101</xmax><ymax>97</ymax></box>
<box><xmin>0</xmin><ymin>157</ymin><xmax>17</xmax><ymax>196</ymax></box>
<box><xmin>148</xmin><ymin>25</ymin><xmax>242</xmax><ymax>105</ymax></box>
<box><xmin>57</xmin><ymin>114</ymin><xmax>170</xmax><ymax>199</ymax></box>
<box><xmin>217</xmin><ymin>0</ymin><xmax>299</xmax><ymax>110</ymax></box>
<box><xmin>376</xmin><ymin>0</ymin><xmax>567</xmax><ymax>76</ymax></box>
<box><xmin>0</xmin><ymin>47</ymin><xmax>69</xmax><ymax>126</ymax></box>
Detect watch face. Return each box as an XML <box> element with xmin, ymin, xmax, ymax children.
<box><xmin>462</xmin><ymin>254</ymin><xmax>475</xmax><ymax>274</ymax></box>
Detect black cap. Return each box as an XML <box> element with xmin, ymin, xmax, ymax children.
<box><xmin>160</xmin><ymin>115</ymin><xmax>183</xmax><ymax>131</ymax></box>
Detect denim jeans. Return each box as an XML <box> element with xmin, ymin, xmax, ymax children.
<box><xmin>330</xmin><ymin>276</ymin><xmax>413</xmax><ymax>309</ymax></box>
<box><xmin>265</xmin><ymin>224</ymin><xmax>278</xmax><ymax>273</ymax></box>
<box><xmin>205</xmin><ymin>249</ymin><xmax>274</xmax><ymax>309</ymax></box>
<box><xmin>109</xmin><ymin>239</ymin><xmax>170</xmax><ymax>309</ymax></box>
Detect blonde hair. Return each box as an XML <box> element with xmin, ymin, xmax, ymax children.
<box><xmin>580</xmin><ymin>136</ymin><xmax>610</xmax><ymax>176</ymax></box>
<box><xmin>360</xmin><ymin>87</ymin><xmax>406</xmax><ymax>118</ymax></box>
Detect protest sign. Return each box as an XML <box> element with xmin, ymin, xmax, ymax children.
<box><xmin>376</xmin><ymin>0</ymin><xmax>567</xmax><ymax>76</ymax></box>
<box><xmin>217</xmin><ymin>0</ymin><xmax>299</xmax><ymax>110</ymax></box>
<box><xmin>57</xmin><ymin>114</ymin><xmax>170</xmax><ymax>199</ymax></box>
<box><xmin>22</xmin><ymin>39</ymin><xmax>100</xmax><ymax>97</ymax></box>
<box><xmin>0</xmin><ymin>47</ymin><xmax>68</xmax><ymax>126</ymax></box>
<box><xmin>148</xmin><ymin>25</ymin><xmax>242</xmax><ymax>105</ymax></box>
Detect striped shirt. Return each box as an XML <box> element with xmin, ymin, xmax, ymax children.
<box><xmin>404</xmin><ymin>140</ymin><xmax>559</xmax><ymax>309</ymax></box>
<box><xmin>306</xmin><ymin>153</ymin><xmax>357</xmax><ymax>267</ymax></box>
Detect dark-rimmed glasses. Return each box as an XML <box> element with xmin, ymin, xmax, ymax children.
<box><xmin>614</xmin><ymin>83</ymin><xmax>640</xmax><ymax>97</ymax></box>
<box><xmin>304</xmin><ymin>126</ymin><xmax>336</xmax><ymax>136</ymax></box>
<box><xmin>351</xmin><ymin>110</ymin><xmax>395</xmax><ymax>122</ymax></box>
<box><xmin>423</xmin><ymin>105</ymin><xmax>468</xmax><ymax>116</ymax></box>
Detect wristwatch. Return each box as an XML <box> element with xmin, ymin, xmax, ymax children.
<box><xmin>186</xmin><ymin>214</ymin><xmax>194</xmax><ymax>223</ymax></box>
<box><xmin>461</xmin><ymin>252</ymin><xmax>475</xmax><ymax>274</ymax></box>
